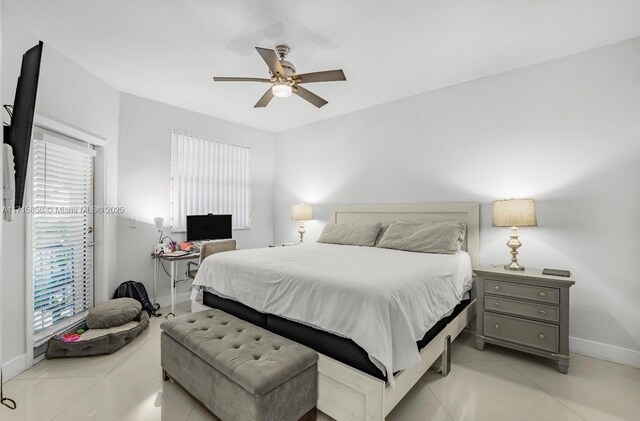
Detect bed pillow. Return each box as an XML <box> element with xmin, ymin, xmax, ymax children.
<box><xmin>317</xmin><ymin>222</ymin><xmax>382</xmax><ymax>247</ymax></box>
<box><xmin>376</xmin><ymin>221</ymin><xmax>466</xmax><ymax>254</ymax></box>
<box><xmin>86</xmin><ymin>298</ymin><xmax>142</xmax><ymax>329</ymax></box>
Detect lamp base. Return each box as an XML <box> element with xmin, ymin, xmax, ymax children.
<box><xmin>504</xmin><ymin>262</ymin><xmax>525</xmax><ymax>271</ymax></box>
<box><xmin>298</xmin><ymin>222</ymin><xmax>306</xmax><ymax>243</ymax></box>
<box><xmin>504</xmin><ymin>226</ymin><xmax>525</xmax><ymax>271</ymax></box>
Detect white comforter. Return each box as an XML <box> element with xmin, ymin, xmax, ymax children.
<box><xmin>191</xmin><ymin>243</ymin><xmax>472</xmax><ymax>385</ymax></box>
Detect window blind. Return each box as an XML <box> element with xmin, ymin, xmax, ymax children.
<box><xmin>171</xmin><ymin>132</ymin><xmax>251</xmax><ymax>231</ymax></box>
<box><xmin>32</xmin><ymin>135</ymin><xmax>94</xmax><ymax>342</ymax></box>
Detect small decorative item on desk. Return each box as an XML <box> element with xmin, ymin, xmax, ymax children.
<box><xmin>168</xmin><ymin>240</ymin><xmax>178</xmax><ymax>252</ymax></box>
<box><xmin>492</xmin><ymin>198</ymin><xmax>537</xmax><ymax>271</ymax></box>
<box><xmin>180</xmin><ymin>241</ymin><xmax>196</xmax><ymax>252</ymax></box>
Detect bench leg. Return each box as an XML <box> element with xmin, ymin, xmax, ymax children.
<box><xmin>162</xmin><ymin>368</ymin><xmax>170</xmax><ymax>381</ymax></box>
<box><xmin>299</xmin><ymin>406</ymin><xmax>317</xmax><ymax>421</ymax></box>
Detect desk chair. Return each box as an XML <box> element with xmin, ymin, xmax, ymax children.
<box><xmin>187</xmin><ymin>239</ymin><xmax>237</xmax><ymax>279</ymax></box>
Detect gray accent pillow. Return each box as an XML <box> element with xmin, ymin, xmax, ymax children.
<box><xmin>317</xmin><ymin>222</ymin><xmax>382</xmax><ymax>247</ymax></box>
<box><xmin>376</xmin><ymin>221</ymin><xmax>466</xmax><ymax>254</ymax></box>
<box><xmin>86</xmin><ymin>298</ymin><xmax>142</xmax><ymax>329</ymax></box>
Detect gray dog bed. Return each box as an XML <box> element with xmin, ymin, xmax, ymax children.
<box><xmin>46</xmin><ymin>311</ymin><xmax>149</xmax><ymax>358</ymax></box>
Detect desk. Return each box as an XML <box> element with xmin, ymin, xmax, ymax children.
<box><xmin>152</xmin><ymin>252</ymin><xmax>200</xmax><ymax>317</ymax></box>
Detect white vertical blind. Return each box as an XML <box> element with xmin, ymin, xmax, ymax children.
<box><xmin>32</xmin><ymin>136</ymin><xmax>94</xmax><ymax>342</ymax></box>
<box><xmin>171</xmin><ymin>132</ymin><xmax>251</xmax><ymax>231</ymax></box>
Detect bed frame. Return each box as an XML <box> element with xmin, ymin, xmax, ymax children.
<box><xmin>318</xmin><ymin>202</ymin><xmax>479</xmax><ymax>421</ymax></box>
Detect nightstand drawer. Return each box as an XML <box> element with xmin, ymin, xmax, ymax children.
<box><xmin>485</xmin><ymin>279</ymin><xmax>559</xmax><ymax>304</ymax></box>
<box><xmin>484</xmin><ymin>296</ymin><xmax>559</xmax><ymax>323</ymax></box>
<box><xmin>484</xmin><ymin>313</ymin><xmax>559</xmax><ymax>353</ymax></box>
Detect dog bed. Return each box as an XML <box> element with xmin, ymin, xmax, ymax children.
<box><xmin>46</xmin><ymin>311</ymin><xmax>149</xmax><ymax>358</ymax></box>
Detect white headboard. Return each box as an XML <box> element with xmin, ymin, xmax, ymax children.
<box><xmin>329</xmin><ymin>202</ymin><xmax>480</xmax><ymax>268</ymax></box>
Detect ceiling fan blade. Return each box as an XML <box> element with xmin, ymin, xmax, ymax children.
<box><xmin>255</xmin><ymin>47</ymin><xmax>286</xmax><ymax>77</ymax></box>
<box><xmin>294</xmin><ymin>85</ymin><xmax>328</xmax><ymax>108</ymax></box>
<box><xmin>254</xmin><ymin>88</ymin><xmax>274</xmax><ymax>108</ymax></box>
<box><xmin>213</xmin><ymin>76</ymin><xmax>271</xmax><ymax>83</ymax></box>
<box><xmin>293</xmin><ymin>69</ymin><xmax>346</xmax><ymax>84</ymax></box>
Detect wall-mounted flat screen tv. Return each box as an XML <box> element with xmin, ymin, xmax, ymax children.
<box><xmin>4</xmin><ymin>41</ymin><xmax>43</xmax><ymax>208</ymax></box>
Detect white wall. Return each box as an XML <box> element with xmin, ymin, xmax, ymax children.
<box><xmin>1</xmin><ymin>14</ymin><xmax>120</xmax><ymax>374</ymax></box>
<box><xmin>116</xmin><ymin>93</ymin><xmax>275</xmax><ymax>305</ymax></box>
<box><xmin>273</xmin><ymin>38</ymin><xmax>640</xmax><ymax>366</ymax></box>
<box><xmin>0</xmin><ymin>0</ymin><xmax>4</xmax><ymax>385</ymax></box>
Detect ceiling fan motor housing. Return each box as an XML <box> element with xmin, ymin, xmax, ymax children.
<box><xmin>275</xmin><ymin>44</ymin><xmax>290</xmax><ymax>59</ymax></box>
<box><xmin>279</xmin><ymin>60</ymin><xmax>296</xmax><ymax>77</ymax></box>
<box><xmin>275</xmin><ymin>44</ymin><xmax>296</xmax><ymax>77</ymax></box>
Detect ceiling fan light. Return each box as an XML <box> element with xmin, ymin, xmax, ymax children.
<box><xmin>272</xmin><ymin>83</ymin><xmax>292</xmax><ymax>98</ymax></box>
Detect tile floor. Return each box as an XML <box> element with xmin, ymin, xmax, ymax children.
<box><xmin>1</xmin><ymin>302</ymin><xmax>638</xmax><ymax>421</ymax></box>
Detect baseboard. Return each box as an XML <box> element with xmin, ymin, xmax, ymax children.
<box><xmin>570</xmin><ymin>336</ymin><xmax>640</xmax><ymax>368</ymax></box>
<box><xmin>2</xmin><ymin>353</ymin><xmax>30</xmax><ymax>383</ymax></box>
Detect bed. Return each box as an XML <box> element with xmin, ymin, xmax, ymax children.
<box><xmin>192</xmin><ymin>202</ymin><xmax>479</xmax><ymax>421</ymax></box>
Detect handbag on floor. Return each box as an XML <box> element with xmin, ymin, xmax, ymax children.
<box><xmin>113</xmin><ymin>280</ymin><xmax>160</xmax><ymax>317</ymax></box>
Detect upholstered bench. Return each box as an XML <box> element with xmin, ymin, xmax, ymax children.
<box><xmin>160</xmin><ymin>309</ymin><xmax>318</xmax><ymax>421</ymax></box>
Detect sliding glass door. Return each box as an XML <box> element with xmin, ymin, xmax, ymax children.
<box><xmin>31</xmin><ymin>132</ymin><xmax>95</xmax><ymax>344</ymax></box>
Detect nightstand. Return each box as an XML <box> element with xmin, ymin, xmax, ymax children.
<box><xmin>474</xmin><ymin>266</ymin><xmax>575</xmax><ymax>373</ymax></box>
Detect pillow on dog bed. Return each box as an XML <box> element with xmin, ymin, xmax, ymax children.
<box><xmin>86</xmin><ymin>298</ymin><xmax>142</xmax><ymax>329</ymax></box>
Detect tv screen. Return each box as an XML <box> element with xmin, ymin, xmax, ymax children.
<box><xmin>6</xmin><ymin>41</ymin><xmax>43</xmax><ymax>208</ymax></box>
<box><xmin>186</xmin><ymin>214</ymin><xmax>232</xmax><ymax>241</ymax></box>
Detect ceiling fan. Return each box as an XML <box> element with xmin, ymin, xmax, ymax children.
<box><xmin>213</xmin><ymin>45</ymin><xmax>346</xmax><ymax>108</ymax></box>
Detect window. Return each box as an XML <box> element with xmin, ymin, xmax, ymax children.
<box><xmin>32</xmin><ymin>133</ymin><xmax>94</xmax><ymax>343</ymax></box>
<box><xmin>171</xmin><ymin>132</ymin><xmax>251</xmax><ymax>231</ymax></box>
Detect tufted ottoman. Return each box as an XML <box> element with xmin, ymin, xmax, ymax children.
<box><xmin>160</xmin><ymin>309</ymin><xmax>318</xmax><ymax>421</ymax></box>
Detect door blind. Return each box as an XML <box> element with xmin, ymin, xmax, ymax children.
<box><xmin>32</xmin><ymin>135</ymin><xmax>94</xmax><ymax>342</ymax></box>
<box><xmin>171</xmin><ymin>132</ymin><xmax>251</xmax><ymax>231</ymax></box>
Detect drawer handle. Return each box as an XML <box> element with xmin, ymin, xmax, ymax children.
<box><xmin>494</xmin><ymin>285</ymin><xmax>501</xmax><ymax>291</ymax></box>
<box><xmin>494</xmin><ymin>324</ymin><xmax>500</xmax><ymax>329</ymax></box>
<box><xmin>494</xmin><ymin>302</ymin><xmax>501</xmax><ymax>307</ymax></box>
<box><xmin>539</xmin><ymin>333</ymin><xmax>545</xmax><ymax>340</ymax></box>
<box><xmin>539</xmin><ymin>310</ymin><xmax>546</xmax><ymax>315</ymax></box>
<box><xmin>539</xmin><ymin>292</ymin><xmax>547</xmax><ymax>297</ymax></box>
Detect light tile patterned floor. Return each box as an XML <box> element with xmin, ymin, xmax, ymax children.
<box><xmin>1</xmin><ymin>302</ymin><xmax>638</xmax><ymax>421</ymax></box>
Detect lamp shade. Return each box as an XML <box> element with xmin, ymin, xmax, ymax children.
<box><xmin>292</xmin><ymin>203</ymin><xmax>313</xmax><ymax>221</ymax></box>
<box><xmin>493</xmin><ymin>199</ymin><xmax>537</xmax><ymax>227</ymax></box>
<box><xmin>154</xmin><ymin>217</ymin><xmax>164</xmax><ymax>230</ymax></box>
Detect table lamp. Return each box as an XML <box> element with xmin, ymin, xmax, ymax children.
<box><xmin>493</xmin><ymin>198</ymin><xmax>537</xmax><ymax>271</ymax></box>
<box><xmin>154</xmin><ymin>217</ymin><xmax>164</xmax><ymax>244</ymax></box>
<box><xmin>291</xmin><ymin>203</ymin><xmax>313</xmax><ymax>242</ymax></box>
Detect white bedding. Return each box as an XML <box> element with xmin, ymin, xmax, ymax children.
<box><xmin>191</xmin><ymin>243</ymin><xmax>472</xmax><ymax>385</ymax></box>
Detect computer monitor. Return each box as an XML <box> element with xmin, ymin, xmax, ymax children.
<box><xmin>186</xmin><ymin>214</ymin><xmax>232</xmax><ymax>241</ymax></box>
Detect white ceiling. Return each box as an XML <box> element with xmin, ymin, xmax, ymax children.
<box><xmin>6</xmin><ymin>1</ymin><xmax>640</xmax><ymax>132</ymax></box>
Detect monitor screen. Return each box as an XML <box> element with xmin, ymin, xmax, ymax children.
<box><xmin>186</xmin><ymin>214</ymin><xmax>232</xmax><ymax>241</ymax></box>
